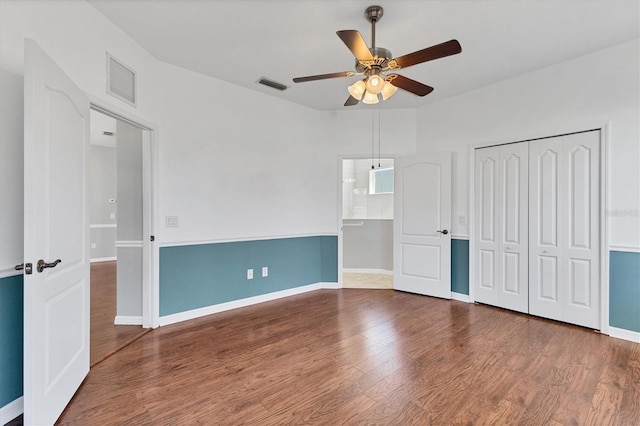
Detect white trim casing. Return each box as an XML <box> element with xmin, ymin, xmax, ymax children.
<box><xmin>608</xmin><ymin>327</ymin><xmax>640</xmax><ymax>343</ymax></box>
<box><xmin>608</xmin><ymin>245</ymin><xmax>640</xmax><ymax>253</ymax></box>
<box><xmin>1</xmin><ymin>396</ymin><xmax>23</xmax><ymax>425</ymax></box>
<box><xmin>114</xmin><ymin>316</ymin><xmax>143</xmax><ymax>326</ymax></box>
<box><xmin>468</xmin><ymin>145</ymin><xmax>476</xmax><ymax>303</ymax></box>
<box><xmin>0</xmin><ymin>269</ymin><xmax>21</xmax><ymax>280</ymax></box>
<box><xmin>159</xmin><ymin>282</ymin><xmax>338</xmax><ymax>326</ymax></box>
<box><xmin>90</xmin><ymin>256</ymin><xmax>117</xmax><ymax>263</ymax></box>
<box><xmin>452</xmin><ymin>292</ymin><xmax>472</xmax><ymax>303</ymax></box>
<box><xmin>114</xmin><ymin>240</ymin><xmax>144</xmax><ymax>248</ymax></box>
<box><xmin>600</xmin><ymin>124</ymin><xmax>610</xmax><ymax>336</ymax></box>
<box><xmin>88</xmin><ymin>95</ymin><xmax>159</xmax><ymax>330</ymax></box>
<box><xmin>342</xmin><ymin>268</ymin><xmax>393</xmax><ymax>275</ymax></box>
<box><xmin>159</xmin><ymin>232</ymin><xmax>338</xmax><ymax>248</ymax></box>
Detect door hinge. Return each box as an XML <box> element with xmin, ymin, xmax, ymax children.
<box><xmin>150</xmin><ymin>235</ymin><xmax>155</xmax><ymax>242</ymax></box>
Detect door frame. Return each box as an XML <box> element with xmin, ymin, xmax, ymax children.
<box><xmin>337</xmin><ymin>154</ymin><xmax>397</xmax><ymax>289</ymax></box>
<box><xmin>89</xmin><ymin>95</ymin><xmax>160</xmax><ymax>328</ymax></box>
<box><xmin>468</xmin><ymin>121</ymin><xmax>610</xmax><ymax>334</ymax></box>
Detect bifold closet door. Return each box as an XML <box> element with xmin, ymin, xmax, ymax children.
<box><xmin>474</xmin><ymin>143</ymin><xmax>528</xmax><ymax>313</ymax></box>
<box><xmin>529</xmin><ymin>131</ymin><xmax>600</xmax><ymax>329</ymax></box>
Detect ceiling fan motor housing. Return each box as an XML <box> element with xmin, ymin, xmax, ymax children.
<box><xmin>356</xmin><ymin>46</ymin><xmax>392</xmax><ymax>73</ymax></box>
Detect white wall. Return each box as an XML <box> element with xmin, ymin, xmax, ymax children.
<box><xmin>0</xmin><ymin>68</ymin><xmax>23</xmax><ymax>276</ymax></box>
<box><xmin>0</xmin><ymin>0</ymin><xmax>418</xmax><ymax>255</ymax></box>
<box><xmin>89</xmin><ymin>144</ymin><xmax>117</xmax><ymax>260</ymax></box>
<box><xmin>416</xmin><ymin>39</ymin><xmax>640</xmax><ymax>248</ymax></box>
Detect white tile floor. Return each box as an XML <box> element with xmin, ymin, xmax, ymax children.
<box><xmin>342</xmin><ymin>273</ymin><xmax>393</xmax><ymax>289</ymax></box>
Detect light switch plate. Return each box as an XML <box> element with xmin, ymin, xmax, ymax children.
<box><xmin>166</xmin><ymin>216</ymin><xmax>179</xmax><ymax>227</ymax></box>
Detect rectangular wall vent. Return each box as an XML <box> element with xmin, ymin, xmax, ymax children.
<box><xmin>106</xmin><ymin>53</ymin><xmax>136</xmax><ymax>106</ymax></box>
<box><xmin>257</xmin><ymin>77</ymin><xmax>288</xmax><ymax>91</ymax></box>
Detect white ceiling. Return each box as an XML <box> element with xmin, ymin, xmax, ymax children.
<box><xmin>89</xmin><ymin>0</ymin><xmax>639</xmax><ymax>111</ymax></box>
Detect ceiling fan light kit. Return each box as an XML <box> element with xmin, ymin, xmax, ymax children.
<box><xmin>293</xmin><ymin>5</ymin><xmax>462</xmax><ymax>107</ymax></box>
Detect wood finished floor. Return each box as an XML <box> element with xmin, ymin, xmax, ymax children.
<box><xmin>90</xmin><ymin>261</ymin><xmax>149</xmax><ymax>366</ymax></box>
<box><xmin>56</xmin><ymin>289</ymin><xmax>639</xmax><ymax>425</ymax></box>
<box><xmin>7</xmin><ymin>262</ymin><xmax>149</xmax><ymax>426</ymax></box>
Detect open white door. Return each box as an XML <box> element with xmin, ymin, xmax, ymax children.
<box><xmin>393</xmin><ymin>153</ymin><xmax>452</xmax><ymax>298</ymax></box>
<box><xmin>23</xmin><ymin>39</ymin><xmax>90</xmax><ymax>425</ymax></box>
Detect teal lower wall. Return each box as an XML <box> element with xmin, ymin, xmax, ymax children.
<box><xmin>451</xmin><ymin>239</ymin><xmax>470</xmax><ymax>295</ymax></box>
<box><xmin>0</xmin><ymin>274</ymin><xmax>23</xmax><ymax>407</ymax></box>
<box><xmin>159</xmin><ymin>235</ymin><xmax>338</xmax><ymax>317</ymax></box>
<box><xmin>609</xmin><ymin>251</ymin><xmax>640</xmax><ymax>333</ymax></box>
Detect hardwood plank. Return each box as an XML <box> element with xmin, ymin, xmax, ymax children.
<box><xmin>90</xmin><ymin>261</ymin><xmax>148</xmax><ymax>367</ymax></box>
<box><xmin>53</xmin><ymin>290</ymin><xmax>640</xmax><ymax>425</ymax></box>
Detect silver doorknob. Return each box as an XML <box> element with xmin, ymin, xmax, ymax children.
<box><xmin>37</xmin><ymin>259</ymin><xmax>61</xmax><ymax>273</ymax></box>
<box><xmin>437</xmin><ymin>229</ymin><xmax>449</xmax><ymax>235</ymax></box>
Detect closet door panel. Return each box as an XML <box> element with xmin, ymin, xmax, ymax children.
<box><xmin>474</xmin><ymin>147</ymin><xmax>500</xmax><ymax>306</ymax></box>
<box><xmin>529</xmin><ymin>140</ymin><xmax>564</xmax><ymax>321</ymax></box>
<box><xmin>529</xmin><ymin>131</ymin><xmax>600</xmax><ymax>329</ymax></box>
<box><xmin>563</xmin><ymin>132</ymin><xmax>600</xmax><ymax>328</ymax></box>
<box><xmin>499</xmin><ymin>143</ymin><xmax>528</xmax><ymax>313</ymax></box>
<box><xmin>474</xmin><ymin>143</ymin><xmax>528</xmax><ymax>313</ymax></box>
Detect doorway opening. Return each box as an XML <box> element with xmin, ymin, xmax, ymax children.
<box><xmin>88</xmin><ymin>108</ymin><xmax>152</xmax><ymax>366</ymax></box>
<box><xmin>341</xmin><ymin>158</ymin><xmax>394</xmax><ymax>289</ymax></box>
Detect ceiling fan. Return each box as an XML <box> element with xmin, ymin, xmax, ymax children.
<box><xmin>292</xmin><ymin>5</ymin><xmax>462</xmax><ymax>106</ymax></box>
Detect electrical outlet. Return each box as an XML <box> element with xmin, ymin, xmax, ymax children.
<box><xmin>262</xmin><ymin>266</ymin><xmax>268</xmax><ymax>277</ymax></box>
<box><xmin>247</xmin><ymin>269</ymin><xmax>253</xmax><ymax>280</ymax></box>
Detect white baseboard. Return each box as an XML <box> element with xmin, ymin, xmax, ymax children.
<box><xmin>343</xmin><ymin>268</ymin><xmax>393</xmax><ymax>275</ymax></box>
<box><xmin>90</xmin><ymin>256</ymin><xmax>116</xmax><ymax>263</ymax></box>
<box><xmin>608</xmin><ymin>326</ymin><xmax>640</xmax><ymax>343</ymax></box>
<box><xmin>159</xmin><ymin>282</ymin><xmax>338</xmax><ymax>326</ymax></box>
<box><xmin>114</xmin><ymin>315</ymin><xmax>143</xmax><ymax>325</ymax></box>
<box><xmin>320</xmin><ymin>282</ymin><xmax>340</xmax><ymax>290</ymax></box>
<box><xmin>1</xmin><ymin>396</ymin><xmax>23</xmax><ymax>425</ymax></box>
<box><xmin>451</xmin><ymin>292</ymin><xmax>471</xmax><ymax>303</ymax></box>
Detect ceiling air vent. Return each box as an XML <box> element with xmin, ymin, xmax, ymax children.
<box><xmin>257</xmin><ymin>77</ymin><xmax>288</xmax><ymax>91</ymax></box>
<box><xmin>106</xmin><ymin>53</ymin><xmax>136</xmax><ymax>106</ymax></box>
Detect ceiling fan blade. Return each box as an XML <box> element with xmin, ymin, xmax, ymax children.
<box><xmin>391</xmin><ymin>40</ymin><xmax>462</xmax><ymax>69</ymax></box>
<box><xmin>293</xmin><ymin>71</ymin><xmax>354</xmax><ymax>83</ymax></box>
<box><xmin>388</xmin><ymin>74</ymin><xmax>434</xmax><ymax>97</ymax></box>
<box><xmin>337</xmin><ymin>30</ymin><xmax>374</xmax><ymax>61</ymax></box>
<box><xmin>344</xmin><ymin>95</ymin><xmax>359</xmax><ymax>106</ymax></box>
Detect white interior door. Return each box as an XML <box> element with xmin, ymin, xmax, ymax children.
<box><xmin>529</xmin><ymin>131</ymin><xmax>600</xmax><ymax>329</ymax></box>
<box><xmin>23</xmin><ymin>39</ymin><xmax>90</xmax><ymax>425</ymax></box>
<box><xmin>474</xmin><ymin>143</ymin><xmax>529</xmax><ymax>313</ymax></box>
<box><xmin>394</xmin><ymin>153</ymin><xmax>451</xmax><ymax>298</ymax></box>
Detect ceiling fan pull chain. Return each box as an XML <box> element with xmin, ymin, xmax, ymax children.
<box><xmin>371</xmin><ymin>111</ymin><xmax>375</xmax><ymax>170</ymax></box>
<box><xmin>378</xmin><ymin>109</ymin><xmax>381</xmax><ymax>168</ymax></box>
